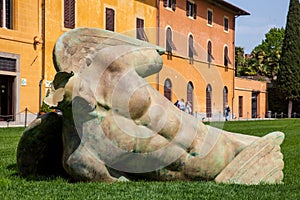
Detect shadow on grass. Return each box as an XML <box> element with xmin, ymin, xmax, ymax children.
<box><xmin>6</xmin><ymin>163</ymin><xmax>73</xmax><ymax>182</ymax></box>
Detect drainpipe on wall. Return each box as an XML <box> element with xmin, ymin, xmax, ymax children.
<box><xmin>38</xmin><ymin>0</ymin><xmax>46</xmax><ymax>111</ymax></box>
<box><xmin>156</xmin><ymin>0</ymin><xmax>160</xmax><ymax>91</ymax></box>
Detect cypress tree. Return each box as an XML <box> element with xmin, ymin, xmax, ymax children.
<box><xmin>277</xmin><ymin>0</ymin><xmax>300</xmax><ymax>118</ymax></box>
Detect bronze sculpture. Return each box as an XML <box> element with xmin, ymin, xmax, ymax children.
<box><xmin>17</xmin><ymin>28</ymin><xmax>284</xmax><ymax>184</ymax></box>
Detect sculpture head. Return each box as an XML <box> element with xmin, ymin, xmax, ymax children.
<box><xmin>46</xmin><ymin>28</ymin><xmax>165</xmax><ymax>120</ymax></box>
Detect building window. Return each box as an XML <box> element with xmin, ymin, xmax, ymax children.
<box><xmin>105</xmin><ymin>8</ymin><xmax>115</xmax><ymax>32</ymax></box>
<box><xmin>0</xmin><ymin>0</ymin><xmax>13</xmax><ymax>29</ymax></box>
<box><xmin>136</xmin><ymin>18</ymin><xmax>148</xmax><ymax>42</ymax></box>
<box><xmin>206</xmin><ymin>84</ymin><xmax>212</xmax><ymax>118</ymax></box>
<box><xmin>238</xmin><ymin>96</ymin><xmax>243</xmax><ymax>118</ymax></box>
<box><xmin>207</xmin><ymin>41</ymin><xmax>214</xmax><ymax>63</ymax></box>
<box><xmin>0</xmin><ymin>57</ymin><xmax>16</xmax><ymax>72</ymax></box>
<box><xmin>163</xmin><ymin>0</ymin><xmax>176</xmax><ymax>11</ymax></box>
<box><xmin>224</xmin><ymin>46</ymin><xmax>231</xmax><ymax>67</ymax></box>
<box><xmin>224</xmin><ymin>17</ymin><xmax>229</xmax><ymax>32</ymax></box>
<box><xmin>164</xmin><ymin>79</ymin><xmax>172</xmax><ymax>101</ymax></box>
<box><xmin>186</xmin><ymin>1</ymin><xmax>197</xmax><ymax>19</ymax></box>
<box><xmin>188</xmin><ymin>34</ymin><xmax>197</xmax><ymax>63</ymax></box>
<box><xmin>207</xmin><ymin>9</ymin><xmax>213</xmax><ymax>26</ymax></box>
<box><xmin>166</xmin><ymin>27</ymin><xmax>176</xmax><ymax>54</ymax></box>
<box><xmin>223</xmin><ymin>86</ymin><xmax>228</xmax><ymax>115</ymax></box>
<box><xmin>187</xmin><ymin>82</ymin><xmax>194</xmax><ymax>114</ymax></box>
<box><xmin>64</xmin><ymin>0</ymin><xmax>75</xmax><ymax>29</ymax></box>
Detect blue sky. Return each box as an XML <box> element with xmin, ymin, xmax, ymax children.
<box><xmin>228</xmin><ymin>0</ymin><xmax>290</xmax><ymax>53</ymax></box>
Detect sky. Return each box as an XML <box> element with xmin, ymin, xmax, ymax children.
<box><xmin>228</xmin><ymin>0</ymin><xmax>290</xmax><ymax>53</ymax></box>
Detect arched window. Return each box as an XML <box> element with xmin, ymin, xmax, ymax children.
<box><xmin>164</xmin><ymin>78</ymin><xmax>172</xmax><ymax>101</ymax></box>
<box><xmin>166</xmin><ymin>27</ymin><xmax>172</xmax><ymax>53</ymax></box>
<box><xmin>187</xmin><ymin>81</ymin><xmax>194</xmax><ymax>114</ymax></box>
<box><xmin>206</xmin><ymin>84</ymin><xmax>212</xmax><ymax>118</ymax></box>
<box><xmin>166</xmin><ymin>27</ymin><xmax>176</xmax><ymax>55</ymax></box>
<box><xmin>188</xmin><ymin>35</ymin><xmax>194</xmax><ymax>59</ymax></box>
<box><xmin>224</xmin><ymin>46</ymin><xmax>231</xmax><ymax>67</ymax></box>
<box><xmin>207</xmin><ymin>41</ymin><xmax>214</xmax><ymax>62</ymax></box>
<box><xmin>223</xmin><ymin>86</ymin><xmax>228</xmax><ymax>115</ymax></box>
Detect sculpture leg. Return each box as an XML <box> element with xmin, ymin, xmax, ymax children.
<box><xmin>61</xmin><ymin>109</ymin><xmax>117</xmax><ymax>182</ymax></box>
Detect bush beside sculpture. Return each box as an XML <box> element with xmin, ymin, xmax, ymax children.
<box><xmin>17</xmin><ymin>112</ymin><xmax>64</xmax><ymax>176</ymax></box>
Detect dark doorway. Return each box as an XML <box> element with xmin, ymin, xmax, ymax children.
<box><xmin>206</xmin><ymin>84</ymin><xmax>212</xmax><ymax>118</ymax></box>
<box><xmin>187</xmin><ymin>81</ymin><xmax>194</xmax><ymax>114</ymax></box>
<box><xmin>238</xmin><ymin>96</ymin><xmax>243</xmax><ymax>118</ymax></box>
<box><xmin>252</xmin><ymin>92</ymin><xmax>258</xmax><ymax>118</ymax></box>
<box><xmin>0</xmin><ymin>75</ymin><xmax>14</xmax><ymax>121</ymax></box>
<box><xmin>223</xmin><ymin>86</ymin><xmax>228</xmax><ymax>115</ymax></box>
<box><xmin>164</xmin><ymin>78</ymin><xmax>172</xmax><ymax>101</ymax></box>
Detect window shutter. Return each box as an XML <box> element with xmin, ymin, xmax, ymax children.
<box><xmin>136</xmin><ymin>18</ymin><xmax>142</xmax><ymax>40</ymax></box>
<box><xmin>172</xmin><ymin>0</ymin><xmax>176</xmax><ymax>11</ymax></box>
<box><xmin>207</xmin><ymin>41</ymin><xmax>214</xmax><ymax>62</ymax></box>
<box><xmin>70</xmin><ymin>0</ymin><xmax>75</xmax><ymax>27</ymax></box>
<box><xmin>163</xmin><ymin>0</ymin><xmax>167</xmax><ymax>7</ymax></box>
<box><xmin>136</xmin><ymin>18</ymin><xmax>149</xmax><ymax>42</ymax></box>
<box><xmin>193</xmin><ymin>4</ymin><xmax>197</xmax><ymax>19</ymax></box>
<box><xmin>226</xmin><ymin>55</ymin><xmax>232</xmax><ymax>64</ymax></box>
<box><xmin>166</xmin><ymin>28</ymin><xmax>176</xmax><ymax>52</ymax></box>
<box><xmin>186</xmin><ymin>1</ymin><xmax>189</xmax><ymax>16</ymax></box>
<box><xmin>208</xmin><ymin>10</ymin><xmax>213</xmax><ymax>25</ymax></box>
<box><xmin>224</xmin><ymin>47</ymin><xmax>231</xmax><ymax>66</ymax></box>
<box><xmin>188</xmin><ymin>36</ymin><xmax>193</xmax><ymax>58</ymax></box>
<box><xmin>0</xmin><ymin>57</ymin><xmax>16</xmax><ymax>72</ymax></box>
<box><xmin>0</xmin><ymin>0</ymin><xmax>3</xmax><ymax>27</ymax></box>
<box><xmin>105</xmin><ymin>8</ymin><xmax>115</xmax><ymax>31</ymax></box>
<box><xmin>166</xmin><ymin>29</ymin><xmax>172</xmax><ymax>52</ymax></box>
<box><xmin>224</xmin><ymin>17</ymin><xmax>229</xmax><ymax>31</ymax></box>
<box><xmin>0</xmin><ymin>0</ymin><xmax>13</xmax><ymax>29</ymax></box>
<box><xmin>170</xmin><ymin>39</ymin><xmax>177</xmax><ymax>51</ymax></box>
<box><xmin>64</xmin><ymin>0</ymin><xmax>75</xmax><ymax>29</ymax></box>
<box><xmin>5</xmin><ymin>0</ymin><xmax>12</xmax><ymax>29</ymax></box>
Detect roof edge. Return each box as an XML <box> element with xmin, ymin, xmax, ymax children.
<box><xmin>208</xmin><ymin>0</ymin><xmax>250</xmax><ymax>16</ymax></box>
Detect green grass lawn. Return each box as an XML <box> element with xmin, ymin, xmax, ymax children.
<box><xmin>0</xmin><ymin>119</ymin><xmax>300</xmax><ymax>199</ymax></box>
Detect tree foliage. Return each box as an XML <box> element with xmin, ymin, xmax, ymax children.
<box><xmin>236</xmin><ymin>27</ymin><xmax>285</xmax><ymax>80</ymax></box>
<box><xmin>277</xmin><ymin>0</ymin><xmax>300</xmax><ymax>117</ymax></box>
<box><xmin>277</xmin><ymin>0</ymin><xmax>300</xmax><ymax>101</ymax></box>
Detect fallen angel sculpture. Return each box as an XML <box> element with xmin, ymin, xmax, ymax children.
<box><xmin>17</xmin><ymin>28</ymin><xmax>284</xmax><ymax>185</ymax></box>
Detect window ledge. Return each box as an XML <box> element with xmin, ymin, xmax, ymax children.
<box><xmin>165</xmin><ymin>7</ymin><xmax>174</xmax><ymax>12</ymax></box>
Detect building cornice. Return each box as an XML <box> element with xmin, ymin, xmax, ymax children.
<box><xmin>206</xmin><ymin>0</ymin><xmax>250</xmax><ymax>16</ymax></box>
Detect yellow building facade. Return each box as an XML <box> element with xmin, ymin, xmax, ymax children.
<box><xmin>0</xmin><ymin>0</ymin><xmax>158</xmax><ymax>125</ymax></box>
<box><xmin>43</xmin><ymin>0</ymin><xmax>158</xmax><ymax>82</ymax></box>
<box><xmin>155</xmin><ymin>0</ymin><xmax>248</xmax><ymax>120</ymax></box>
<box><xmin>234</xmin><ymin>77</ymin><xmax>267</xmax><ymax>119</ymax></box>
<box><xmin>0</xmin><ymin>0</ymin><xmax>267</xmax><ymax>124</ymax></box>
<box><xmin>0</xmin><ymin>0</ymin><xmax>42</xmax><ymax>124</ymax></box>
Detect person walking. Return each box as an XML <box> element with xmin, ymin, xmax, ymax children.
<box><xmin>178</xmin><ymin>98</ymin><xmax>185</xmax><ymax>111</ymax></box>
<box><xmin>225</xmin><ymin>105</ymin><xmax>230</xmax><ymax>121</ymax></box>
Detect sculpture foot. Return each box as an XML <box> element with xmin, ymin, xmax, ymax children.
<box><xmin>215</xmin><ymin>131</ymin><xmax>284</xmax><ymax>185</ymax></box>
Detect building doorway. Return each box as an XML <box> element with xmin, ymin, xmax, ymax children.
<box><xmin>187</xmin><ymin>81</ymin><xmax>194</xmax><ymax>114</ymax></box>
<box><xmin>164</xmin><ymin>78</ymin><xmax>172</xmax><ymax>101</ymax></box>
<box><xmin>206</xmin><ymin>84</ymin><xmax>212</xmax><ymax>118</ymax></box>
<box><xmin>252</xmin><ymin>91</ymin><xmax>258</xmax><ymax>118</ymax></box>
<box><xmin>238</xmin><ymin>96</ymin><xmax>243</xmax><ymax>118</ymax></box>
<box><xmin>0</xmin><ymin>75</ymin><xmax>14</xmax><ymax>121</ymax></box>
